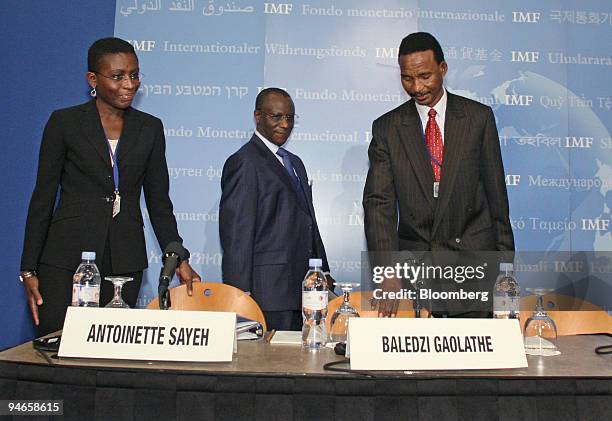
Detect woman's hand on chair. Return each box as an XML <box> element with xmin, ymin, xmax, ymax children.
<box><xmin>176</xmin><ymin>261</ymin><xmax>201</xmax><ymax>296</ymax></box>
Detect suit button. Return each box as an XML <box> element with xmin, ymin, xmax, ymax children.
<box><xmin>455</xmin><ymin>238</ymin><xmax>461</xmax><ymax>244</ymax></box>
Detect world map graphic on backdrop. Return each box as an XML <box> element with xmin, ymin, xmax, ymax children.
<box><xmin>114</xmin><ymin>0</ymin><xmax>612</xmax><ymax>309</ymax></box>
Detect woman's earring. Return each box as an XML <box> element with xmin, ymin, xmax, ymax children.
<box><xmin>90</xmin><ymin>87</ymin><xmax>97</xmax><ymax>97</ymax></box>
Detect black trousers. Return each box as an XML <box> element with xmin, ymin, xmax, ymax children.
<box><xmin>36</xmin><ymin>243</ymin><xmax>143</xmax><ymax>337</ymax></box>
<box><xmin>264</xmin><ymin>310</ymin><xmax>302</xmax><ymax>331</ymax></box>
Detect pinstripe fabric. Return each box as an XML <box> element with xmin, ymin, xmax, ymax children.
<box><xmin>363</xmin><ymin>93</ymin><xmax>514</xmax><ymax>252</ymax></box>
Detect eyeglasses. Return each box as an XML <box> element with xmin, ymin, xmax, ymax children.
<box><xmin>94</xmin><ymin>72</ymin><xmax>143</xmax><ymax>83</ymax></box>
<box><xmin>257</xmin><ymin>110</ymin><xmax>298</xmax><ymax>123</ymax></box>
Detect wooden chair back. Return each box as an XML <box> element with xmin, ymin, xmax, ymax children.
<box><xmin>519</xmin><ymin>293</ymin><xmax>611</xmax><ymax>336</ymax></box>
<box><xmin>146</xmin><ymin>282</ymin><xmax>267</xmax><ymax>331</ymax></box>
<box><xmin>326</xmin><ymin>291</ymin><xmax>610</xmax><ymax>336</ymax></box>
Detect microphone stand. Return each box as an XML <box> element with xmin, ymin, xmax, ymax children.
<box><xmin>158</xmin><ymin>243</ymin><xmax>184</xmax><ymax>310</ymax></box>
<box><xmin>406</xmin><ymin>258</ymin><xmax>423</xmax><ymax>318</ymax></box>
<box><xmin>414</xmin><ymin>278</ymin><xmax>423</xmax><ymax>318</ymax></box>
<box><xmin>158</xmin><ymin>277</ymin><xmax>171</xmax><ymax>310</ymax></box>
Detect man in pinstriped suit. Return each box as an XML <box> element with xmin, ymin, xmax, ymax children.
<box><xmin>363</xmin><ymin>33</ymin><xmax>514</xmax><ymax>317</ymax></box>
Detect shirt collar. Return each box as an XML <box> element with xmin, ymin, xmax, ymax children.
<box><xmin>255</xmin><ymin>130</ymin><xmax>281</xmax><ymax>155</ymax></box>
<box><xmin>415</xmin><ymin>88</ymin><xmax>447</xmax><ymax>123</ymax></box>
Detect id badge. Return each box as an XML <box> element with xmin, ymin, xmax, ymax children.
<box><xmin>112</xmin><ymin>191</ymin><xmax>121</xmax><ymax>218</ymax></box>
<box><xmin>433</xmin><ymin>182</ymin><xmax>439</xmax><ymax>198</ymax></box>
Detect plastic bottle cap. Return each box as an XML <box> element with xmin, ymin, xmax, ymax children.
<box><xmin>499</xmin><ymin>262</ymin><xmax>513</xmax><ymax>272</ymax></box>
<box><xmin>309</xmin><ymin>258</ymin><xmax>323</xmax><ymax>267</ymax></box>
<box><xmin>82</xmin><ymin>251</ymin><xmax>96</xmax><ymax>260</ymax></box>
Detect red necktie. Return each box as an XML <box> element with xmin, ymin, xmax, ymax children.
<box><xmin>425</xmin><ymin>108</ymin><xmax>443</xmax><ymax>182</ymax></box>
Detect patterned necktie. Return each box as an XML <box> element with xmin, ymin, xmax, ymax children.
<box><xmin>277</xmin><ymin>147</ymin><xmax>315</xmax><ymax>251</ymax></box>
<box><xmin>425</xmin><ymin>108</ymin><xmax>444</xmax><ymax>182</ymax></box>
<box><xmin>276</xmin><ymin>147</ymin><xmax>300</xmax><ymax>190</ymax></box>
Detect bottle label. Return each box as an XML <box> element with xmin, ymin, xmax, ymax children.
<box><xmin>509</xmin><ymin>296</ymin><xmax>520</xmax><ymax>311</ymax></box>
<box><xmin>79</xmin><ymin>285</ymin><xmax>100</xmax><ymax>305</ymax></box>
<box><xmin>493</xmin><ymin>296</ymin><xmax>507</xmax><ymax>311</ymax></box>
<box><xmin>493</xmin><ymin>296</ymin><xmax>520</xmax><ymax>312</ymax></box>
<box><xmin>302</xmin><ymin>291</ymin><xmax>328</xmax><ymax>311</ymax></box>
<box><xmin>71</xmin><ymin>284</ymin><xmax>80</xmax><ymax>306</ymax></box>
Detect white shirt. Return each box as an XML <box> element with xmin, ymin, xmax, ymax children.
<box><xmin>255</xmin><ymin>130</ymin><xmax>284</xmax><ymax>165</ymax></box>
<box><xmin>415</xmin><ymin>88</ymin><xmax>447</xmax><ymax>144</ymax></box>
<box><xmin>108</xmin><ymin>139</ymin><xmax>119</xmax><ymax>166</ymax></box>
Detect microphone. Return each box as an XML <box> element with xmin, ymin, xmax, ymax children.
<box><xmin>158</xmin><ymin>241</ymin><xmax>184</xmax><ymax>310</ymax></box>
<box><xmin>413</xmin><ymin>279</ymin><xmax>423</xmax><ymax>318</ymax></box>
<box><xmin>407</xmin><ymin>259</ymin><xmax>423</xmax><ymax>318</ymax></box>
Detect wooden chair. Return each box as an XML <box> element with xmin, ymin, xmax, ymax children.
<box><xmin>519</xmin><ymin>293</ymin><xmax>611</xmax><ymax>336</ymax></box>
<box><xmin>147</xmin><ymin>282</ymin><xmax>267</xmax><ymax>331</ymax></box>
<box><xmin>326</xmin><ymin>290</ymin><xmax>429</xmax><ymax>331</ymax></box>
<box><xmin>327</xmin><ymin>291</ymin><xmax>610</xmax><ymax>336</ymax></box>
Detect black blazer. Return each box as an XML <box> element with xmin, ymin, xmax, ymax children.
<box><xmin>219</xmin><ymin>135</ymin><xmax>329</xmax><ymax>311</ymax></box>
<box><xmin>363</xmin><ymin>93</ymin><xmax>514</xmax><ymax>252</ymax></box>
<box><xmin>21</xmin><ymin>100</ymin><xmax>187</xmax><ymax>273</ymax></box>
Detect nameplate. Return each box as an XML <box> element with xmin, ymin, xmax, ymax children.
<box><xmin>58</xmin><ymin>307</ymin><xmax>236</xmax><ymax>362</ymax></box>
<box><xmin>349</xmin><ymin>318</ymin><xmax>527</xmax><ymax>370</ymax></box>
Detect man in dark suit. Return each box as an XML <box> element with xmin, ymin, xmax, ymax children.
<box><xmin>363</xmin><ymin>32</ymin><xmax>514</xmax><ymax>316</ymax></box>
<box><xmin>220</xmin><ymin>88</ymin><xmax>330</xmax><ymax>331</ymax></box>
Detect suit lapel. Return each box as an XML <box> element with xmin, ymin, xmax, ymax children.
<box><xmin>398</xmin><ymin>101</ymin><xmax>436</xmax><ymax>209</ymax></box>
<box><xmin>116</xmin><ymin>107</ymin><xmax>142</xmax><ymax>166</ymax></box>
<box><xmin>80</xmin><ymin>100</ymin><xmax>112</xmax><ymax>168</ymax></box>
<box><xmin>431</xmin><ymin>93</ymin><xmax>468</xmax><ymax>237</ymax></box>
<box><xmin>251</xmin><ymin>136</ymin><xmax>310</xmax><ymax>215</ymax></box>
<box><xmin>290</xmin><ymin>154</ymin><xmax>314</xmax><ymax>216</ymax></box>
<box><xmin>79</xmin><ymin>101</ymin><xmax>143</xmax><ymax>171</ymax></box>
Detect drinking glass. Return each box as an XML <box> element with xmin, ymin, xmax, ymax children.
<box><xmin>329</xmin><ymin>282</ymin><xmax>360</xmax><ymax>343</ymax></box>
<box><xmin>523</xmin><ymin>288</ymin><xmax>559</xmax><ymax>356</ymax></box>
<box><xmin>104</xmin><ymin>277</ymin><xmax>133</xmax><ymax>309</ymax></box>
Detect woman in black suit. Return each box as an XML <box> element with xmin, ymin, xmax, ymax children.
<box><xmin>20</xmin><ymin>38</ymin><xmax>200</xmax><ymax>336</ymax></box>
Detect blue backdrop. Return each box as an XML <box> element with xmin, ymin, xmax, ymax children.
<box><xmin>2</xmin><ymin>0</ymin><xmax>611</xmax><ymax>349</ymax></box>
<box><xmin>0</xmin><ymin>0</ymin><xmax>116</xmax><ymax>350</ymax></box>
<box><xmin>113</xmin><ymin>0</ymin><xmax>612</xmax><ymax>307</ymax></box>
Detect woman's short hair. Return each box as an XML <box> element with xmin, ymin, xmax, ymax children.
<box><xmin>88</xmin><ymin>37</ymin><xmax>136</xmax><ymax>72</ymax></box>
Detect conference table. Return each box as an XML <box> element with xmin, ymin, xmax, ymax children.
<box><xmin>0</xmin><ymin>334</ymin><xmax>610</xmax><ymax>420</ymax></box>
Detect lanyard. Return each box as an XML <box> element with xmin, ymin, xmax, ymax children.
<box><xmin>106</xmin><ymin>140</ymin><xmax>120</xmax><ymax>193</ymax></box>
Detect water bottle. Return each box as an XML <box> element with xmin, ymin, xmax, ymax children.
<box><xmin>493</xmin><ymin>262</ymin><xmax>520</xmax><ymax>320</ymax></box>
<box><xmin>302</xmin><ymin>258</ymin><xmax>328</xmax><ymax>349</ymax></box>
<box><xmin>71</xmin><ymin>251</ymin><xmax>101</xmax><ymax>307</ymax></box>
